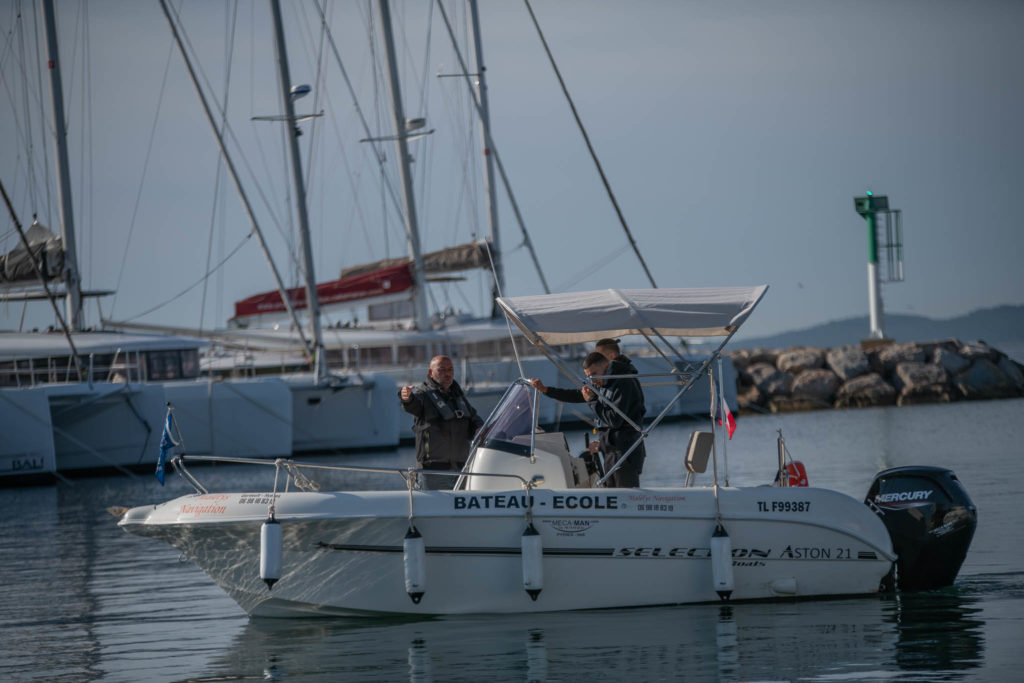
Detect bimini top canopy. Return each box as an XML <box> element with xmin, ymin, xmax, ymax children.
<box><xmin>496</xmin><ymin>286</ymin><xmax>768</xmax><ymax>346</ymax></box>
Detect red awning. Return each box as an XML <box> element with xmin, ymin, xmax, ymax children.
<box><xmin>232</xmin><ymin>263</ymin><xmax>413</xmax><ymax>321</ymax></box>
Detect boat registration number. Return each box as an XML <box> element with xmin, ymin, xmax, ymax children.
<box><xmin>757</xmin><ymin>500</ymin><xmax>811</xmax><ymax>512</ymax></box>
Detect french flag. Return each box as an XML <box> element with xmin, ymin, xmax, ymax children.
<box><xmin>715</xmin><ymin>371</ymin><xmax>736</xmax><ymax>440</ymax></box>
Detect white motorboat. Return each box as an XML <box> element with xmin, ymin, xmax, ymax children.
<box><xmin>118</xmin><ymin>286</ymin><xmax>977</xmax><ymax>616</ymax></box>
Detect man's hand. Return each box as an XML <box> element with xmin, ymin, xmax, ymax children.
<box><xmin>581</xmin><ymin>385</ymin><xmax>596</xmax><ymax>401</ymax></box>
<box><xmin>400</xmin><ymin>385</ymin><xmax>415</xmax><ymax>402</ymax></box>
<box><xmin>529</xmin><ymin>378</ymin><xmax>547</xmax><ymax>394</ymax></box>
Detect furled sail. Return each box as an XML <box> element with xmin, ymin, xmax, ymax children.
<box><xmin>231</xmin><ymin>262</ymin><xmax>414</xmax><ymax>324</ymax></box>
<box><xmin>0</xmin><ymin>220</ymin><xmax>65</xmax><ymax>286</ymax></box>
<box><xmin>339</xmin><ymin>240</ymin><xmax>490</xmax><ymax>279</ymax></box>
<box><xmin>232</xmin><ymin>240</ymin><xmax>493</xmax><ymax>324</ymax></box>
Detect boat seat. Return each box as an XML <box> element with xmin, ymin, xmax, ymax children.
<box><xmin>464</xmin><ymin>431</ymin><xmax>584</xmax><ymax>491</ymax></box>
<box><xmin>509</xmin><ymin>432</ymin><xmax>579</xmax><ymax>488</ymax></box>
<box><xmin>684</xmin><ymin>431</ymin><xmax>713</xmax><ymax>487</ymax></box>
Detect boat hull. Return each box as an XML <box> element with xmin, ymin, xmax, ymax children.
<box><xmin>120</xmin><ymin>485</ymin><xmax>894</xmax><ymax>616</ymax></box>
<box><xmin>285</xmin><ymin>374</ymin><xmax>400</xmax><ymax>452</ymax></box>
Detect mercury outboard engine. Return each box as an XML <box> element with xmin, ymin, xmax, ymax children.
<box><xmin>865</xmin><ymin>466</ymin><xmax>977</xmax><ymax>591</ymax></box>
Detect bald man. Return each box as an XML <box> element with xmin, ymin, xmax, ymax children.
<box><xmin>400</xmin><ymin>355</ymin><xmax>483</xmax><ymax>489</ymax></box>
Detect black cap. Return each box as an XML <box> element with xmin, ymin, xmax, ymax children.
<box><xmin>595</xmin><ymin>338</ymin><xmax>620</xmax><ymax>347</ymax></box>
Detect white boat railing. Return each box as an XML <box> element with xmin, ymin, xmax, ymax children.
<box><xmin>170</xmin><ymin>453</ymin><xmax>543</xmax><ymax>496</ymax></box>
<box><xmin>0</xmin><ymin>348</ymin><xmax>146</xmax><ymax>388</ymax></box>
<box><xmin>169</xmin><ymin>454</ymin><xmax>548</xmax><ymax>529</ymax></box>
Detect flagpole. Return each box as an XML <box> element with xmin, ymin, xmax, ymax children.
<box><xmin>718</xmin><ymin>356</ymin><xmax>730</xmax><ymax>487</ymax></box>
<box><xmin>709</xmin><ymin>365</ymin><xmax>720</xmax><ymax>489</ymax></box>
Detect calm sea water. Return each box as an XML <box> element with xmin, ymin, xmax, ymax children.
<box><xmin>2</xmin><ymin>398</ymin><xmax>1022</xmax><ymax>682</ymax></box>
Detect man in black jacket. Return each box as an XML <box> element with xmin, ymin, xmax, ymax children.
<box><xmin>400</xmin><ymin>355</ymin><xmax>483</xmax><ymax>490</ymax></box>
<box><xmin>531</xmin><ymin>339</ymin><xmax>646</xmax><ymax>487</ymax></box>
<box><xmin>529</xmin><ymin>338</ymin><xmax>638</xmax><ymax>403</ymax></box>
<box><xmin>582</xmin><ymin>351</ymin><xmax>646</xmax><ymax>487</ymax></box>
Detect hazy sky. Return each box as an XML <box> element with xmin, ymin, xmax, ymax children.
<box><xmin>2</xmin><ymin>0</ymin><xmax>1022</xmax><ymax>342</ymax></box>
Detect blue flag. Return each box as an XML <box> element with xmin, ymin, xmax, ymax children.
<box><xmin>156</xmin><ymin>410</ymin><xmax>178</xmax><ymax>485</ymax></box>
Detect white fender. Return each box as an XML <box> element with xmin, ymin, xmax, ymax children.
<box><xmin>404</xmin><ymin>525</ymin><xmax>426</xmax><ymax>604</ymax></box>
<box><xmin>710</xmin><ymin>523</ymin><xmax>734</xmax><ymax>600</ymax></box>
<box><xmin>260</xmin><ymin>516</ymin><xmax>282</xmax><ymax>590</ymax></box>
<box><xmin>522</xmin><ymin>523</ymin><xmax>543</xmax><ymax>601</ymax></box>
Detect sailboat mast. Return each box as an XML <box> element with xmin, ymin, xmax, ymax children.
<box><xmin>269</xmin><ymin>0</ymin><xmax>326</xmax><ymax>381</ymax></box>
<box><xmin>467</xmin><ymin>0</ymin><xmax>504</xmax><ymax>305</ymax></box>
<box><xmin>377</xmin><ymin>0</ymin><xmax>430</xmax><ymax>331</ymax></box>
<box><xmin>40</xmin><ymin>0</ymin><xmax>83</xmax><ymax>331</ymax></box>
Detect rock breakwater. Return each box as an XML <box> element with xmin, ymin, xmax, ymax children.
<box><xmin>728</xmin><ymin>340</ymin><xmax>1024</xmax><ymax>414</ymax></box>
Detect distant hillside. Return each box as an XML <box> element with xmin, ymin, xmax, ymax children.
<box><xmin>732</xmin><ymin>305</ymin><xmax>1024</xmax><ymax>350</ymax></box>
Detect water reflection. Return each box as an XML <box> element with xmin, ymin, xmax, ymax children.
<box><xmin>3</xmin><ymin>400</ymin><xmax>1021</xmax><ymax>681</ymax></box>
<box><xmin>190</xmin><ymin>589</ymin><xmax>987</xmax><ymax>682</ymax></box>
<box><xmin>525</xmin><ymin>629</ymin><xmax>546</xmax><ymax>683</ymax></box>
<box><xmin>889</xmin><ymin>589</ymin><xmax>985</xmax><ymax>673</ymax></box>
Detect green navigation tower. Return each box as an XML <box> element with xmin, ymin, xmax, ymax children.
<box><xmin>853</xmin><ymin>192</ymin><xmax>903</xmax><ymax>340</ymax></box>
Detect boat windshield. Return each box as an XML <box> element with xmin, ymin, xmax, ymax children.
<box><xmin>471</xmin><ymin>381</ymin><xmax>536</xmax><ymax>455</ymax></box>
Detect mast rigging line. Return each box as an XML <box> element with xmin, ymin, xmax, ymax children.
<box><xmin>0</xmin><ymin>12</ymin><xmax>40</xmax><ymax>223</ymax></box>
<box><xmin>312</xmin><ymin>0</ymin><xmax>407</xmax><ymax>233</ymax></box>
<box><xmin>159</xmin><ymin>0</ymin><xmax>314</xmax><ymax>363</ymax></box>
<box><xmin>170</xmin><ymin>2</ymin><xmax>295</xmax><ymax>267</ymax></box>
<box><xmin>119</xmin><ymin>231</ymin><xmax>251</xmax><ymax>324</ymax></box>
<box><xmin>111</xmin><ymin>40</ymin><xmax>174</xmax><ymax>314</ymax></box>
<box><xmin>29</xmin><ymin>2</ymin><xmax>52</xmax><ymax>227</ymax></box>
<box><xmin>15</xmin><ymin>3</ymin><xmax>40</xmax><ymax>217</ymax></box>
<box><xmin>199</xmin><ymin>0</ymin><xmax>239</xmax><ymax>335</ymax></box>
<box><xmin>522</xmin><ymin>0</ymin><xmax>658</xmax><ymax>289</ymax></box>
<box><xmin>434</xmin><ymin>0</ymin><xmax>550</xmax><ymax>294</ymax></box>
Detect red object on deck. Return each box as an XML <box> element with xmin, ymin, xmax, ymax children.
<box><xmin>232</xmin><ymin>262</ymin><xmax>413</xmax><ymax>321</ymax></box>
<box><xmin>786</xmin><ymin>461</ymin><xmax>809</xmax><ymax>487</ymax></box>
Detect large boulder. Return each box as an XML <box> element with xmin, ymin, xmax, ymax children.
<box><xmin>791</xmin><ymin>368</ymin><xmax>840</xmax><ymax>402</ymax></box>
<box><xmin>892</xmin><ymin>361</ymin><xmax>949</xmax><ymax>393</ymax></box>
<box><xmin>893</xmin><ymin>362</ymin><xmax>952</xmax><ymax>406</ymax></box>
<box><xmin>934</xmin><ymin>347</ymin><xmax>970</xmax><ymax>375</ymax></box>
<box><xmin>777</xmin><ymin>347</ymin><xmax>825</xmax><ymax>374</ymax></box>
<box><xmin>898</xmin><ymin>384</ymin><xmax>953</xmax><ymax>406</ymax></box>
<box><xmin>864</xmin><ymin>347</ymin><xmax>886</xmax><ymax>375</ymax></box>
<box><xmin>876</xmin><ymin>343</ymin><xmax>926</xmax><ymax>376</ymax></box>
<box><xmin>921</xmin><ymin>339</ymin><xmax>961</xmax><ymax>363</ymax></box>
<box><xmin>728</xmin><ymin>350</ymin><xmax>749</xmax><ymax>371</ymax></box>
<box><xmin>959</xmin><ymin>341</ymin><xmax>998</xmax><ymax>362</ymax></box>
<box><xmin>826</xmin><ymin>345</ymin><xmax>871</xmax><ymax>381</ymax></box>
<box><xmin>746</xmin><ymin>362</ymin><xmax>794</xmax><ymax>397</ymax></box>
<box><xmin>737</xmin><ymin>384</ymin><xmax>765</xmax><ymax>411</ymax></box>
<box><xmin>955</xmin><ymin>358</ymin><xmax>1020</xmax><ymax>400</ymax></box>
<box><xmin>997</xmin><ymin>356</ymin><xmax>1024</xmax><ymax>390</ymax></box>
<box><xmin>730</xmin><ymin>348</ymin><xmax>780</xmax><ymax>370</ymax></box>
<box><xmin>835</xmin><ymin>373</ymin><xmax>897</xmax><ymax>408</ymax></box>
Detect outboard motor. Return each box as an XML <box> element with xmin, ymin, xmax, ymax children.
<box><xmin>865</xmin><ymin>466</ymin><xmax>977</xmax><ymax>591</ymax></box>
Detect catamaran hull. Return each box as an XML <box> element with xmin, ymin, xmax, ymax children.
<box><xmin>120</xmin><ymin>486</ymin><xmax>894</xmax><ymax>616</ymax></box>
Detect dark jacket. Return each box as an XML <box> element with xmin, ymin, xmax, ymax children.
<box><xmin>400</xmin><ymin>377</ymin><xmax>483</xmax><ymax>469</ymax></box>
<box><xmin>544</xmin><ymin>354</ymin><xmax>640</xmax><ymax>403</ymax></box>
<box><xmin>586</xmin><ymin>356</ymin><xmax>646</xmax><ymax>471</ymax></box>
